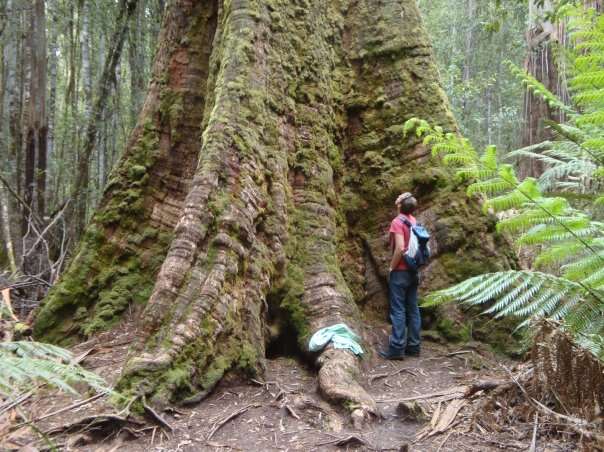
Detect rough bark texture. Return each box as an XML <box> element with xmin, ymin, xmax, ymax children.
<box><xmin>34</xmin><ymin>0</ymin><xmax>514</xmax><ymax>415</ymax></box>
<box><xmin>519</xmin><ymin>0</ymin><xmax>560</xmax><ymax>181</ymax></box>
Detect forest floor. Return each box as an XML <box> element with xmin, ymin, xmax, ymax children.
<box><xmin>2</xmin><ymin>321</ymin><xmax>579</xmax><ymax>451</ymax></box>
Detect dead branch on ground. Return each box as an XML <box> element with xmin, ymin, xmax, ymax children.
<box><xmin>206</xmin><ymin>404</ymin><xmax>259</xmax><ymax>441</ymax></box>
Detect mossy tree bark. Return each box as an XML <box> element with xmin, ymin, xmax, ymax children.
<box><xmin>34</xmin><ymin>0</ymin><xmax>514</xmax><ymax>418</ymax></box>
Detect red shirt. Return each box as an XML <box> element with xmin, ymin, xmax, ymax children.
<box><xmin>389</xmin><ymin>214</ymin><xmax>416</xmax><ymax>271</ymax></box>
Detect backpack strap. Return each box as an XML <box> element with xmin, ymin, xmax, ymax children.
<box><xmin>398</xmin><ymin>215</ymin><xmax>413</xmax><ymax>228</ymax></box>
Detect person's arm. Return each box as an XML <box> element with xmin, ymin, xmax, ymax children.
<box><xmin>389</xmin><ymin>233</ymin><xmax>405</xmax><ymax>272</ymax></box>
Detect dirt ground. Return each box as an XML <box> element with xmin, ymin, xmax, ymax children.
<box><xmin>1</xmin><ymin>321</ymin><xmax>579</xmax><ymax>451</ymax></box>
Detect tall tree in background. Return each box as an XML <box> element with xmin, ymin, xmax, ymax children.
<box><xmin>519</xmin><ymin>0</ymin><xmax>603</xmax><ymax>179</ymax></box>
<box><xmin>461</xmin><ymin>0</ymin><xmax>476</xmax><ymax>126</ymax></box>
<box><xmin>72</xmin><ymin>0</ymin><xmax>138</xmax><ymax>237</ymax></box>
<box><xmin>417</xmin><ymin>0</ymin><xmax>528</xmax><ymax>151</ymax></box>
<box><xmin>519</xmin><ymin>0</ymin><xmax>565</xmax><ymax>179</ymax></box>
<box><xmin>1</xmin><ymin>0</ymin><xmax>23</xmax><ymax>271</ymax></box>
<box><xmin>127</xmin><ymin>0</ymin><xmax>146</xmax><ymax>127</ymax></box>
<box><xmin>21</xmin><ymin>0</ymin><xmax>48</xmax><ymax>275</ymax></box>
<box><xmin>34</xmin><ymin>0</ymin><xmax>513</xmax><ymax>418</ymax></box>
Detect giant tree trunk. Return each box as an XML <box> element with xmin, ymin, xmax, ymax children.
<box><xmin>34</xmin><ymin>0</ymin><xmax>514</xmax><ymax>418</ymax></box>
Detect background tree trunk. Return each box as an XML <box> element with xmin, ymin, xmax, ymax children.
<box><xmin>460</xmin><ymin>0</ymin><xmax>476</xmax><ymax>126</ymax></box>
<box><xmin>21</xmin><ymin>0</ymin><xmax>48</xmax><ymax>277</ymax></box>
<box><xmin>0</xmin><ymin>183</ymin><xmax>17</xmax><ymax>273</ymax></box>
<box><xmin>519</xmin><ymin>0</ymin><xmax>567</xmax><ymax>179</ymax></box>
<box><xmin>127</xmin><ymin>0</ymin><xmax>146</xmax><ymax>127</ymax></box>
<box><xmin>2</xmin><ymin>0</ymin><xmax>22</xmax><ymax>266</ymax></box>
<box><xmin>34</xmin><ymin>0</ymin><xmax>514</xmax><ymax>417</ymax></box>
<box><xmin>519</xmin><ymin>0</ymin><xmax>603</xmax><ymax>180</ymax></box>
<box><xmin>46</xmin><ymin>7</ymin><xmax>58</xmax><ymax>201</ymax></box>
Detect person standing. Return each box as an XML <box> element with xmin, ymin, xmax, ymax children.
<box><xmin>379</xmin><ymin>192</ymin><xmax>421</xmax><ymax>360</ymax></box>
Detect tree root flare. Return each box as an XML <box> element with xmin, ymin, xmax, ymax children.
<box><xmin>316</xmin><ymin>348</ymin><xmax>378</xmax><ymax>428</ymax></box>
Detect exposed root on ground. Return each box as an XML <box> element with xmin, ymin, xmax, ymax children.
<box><xmin>317</xmin><ymin>348</ymin><xmax>377</xmax><ymax>427</ymax></box>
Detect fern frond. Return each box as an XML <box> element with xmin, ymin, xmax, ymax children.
<box><xmin>424</xmin><ymin>271</ymin><xmax>590</xmax><ymax>329</ymax></box>
<box><xmin>561</xmin><ymin>248</ymin><xmax>604</xmax><ymax>280</ymax></box>
<box><xmin>533</xmin><ymin>242</ymin><xmax>586</xmax><ymax>268</ymax></box>
<box><xmin>498</xmin><ymin>213</ymin><xmax>585</xmax><ymax>234</ymax></box>
<box><xmin>442</xmin><ymin>153</ymin><xmax>476</xmax><ymax>166</ymax></box>
<box><xmin>0</xmin><ymin>340</ymin><xmax>113</xmax><ymax>397</ymax></box>
<box><xmin>518</xmin><ymin>222</ymin><xmax>597</xmax><ymax>246</ymax></box>
<box><xmin>0</xmin><ymin>341</ymin><xmax>73</xmax><ymax>362</ymax></box>
<box><xmin>581</xmin><ymin>266</ymin><xmax>604</xmax><ymax>288</ymax></box>
<box><xmin>466</xmin><ymin>178</ymin><xmax>515</xmax><ymax>197</ymax></box>
<box><xmin>506</xmin><ymin>141</ymin><xmax>555</xmax><ymax>160</ymax></box>
<box><xmin>508</xmin><ymin>62</ymin><xmax>576</xmax><ymax>115</ymax></box>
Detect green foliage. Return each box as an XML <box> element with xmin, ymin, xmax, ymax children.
<box><xmin>404</xmin><ymin>4</ymin><xmax>604</xmax><ymax>359</ymax></box>
<box><xmin>425</xmin><ymin>270</ymin><xmax>587</xmax><ymax>326</ymax></box>
<box><xmin>0</xmin><ymin>340</ymin><xmax>111</xmax><ymax>396</ymax></box>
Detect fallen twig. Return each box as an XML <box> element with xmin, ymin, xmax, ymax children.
<box><xmin>369</xmin><ymin>366</ymin><xmax>418</xmax><ymax>384</ymax></box>
<box><xmin>142</xmin><ymin>399</ymin><xmax>173</xmax><ymax>433</ymax></box>
<box><xmin>464</xmin><ymin>432</ymin><xmax>527</xmax><ymax>450</ymax></box>
<box><xmin>0</xmin><ymin>391</ymin><xmax>33</xmax><ymax>416</ymax></box>
<box><xmin>378</xmin><ymin>378</ymin><xmax>509</xmax><ymax>403</ymax></box>
<box><xmin>462</xmin><ymin>379</ymin><xmax>511</xmax><ymax>398</ymax></box>
<box><xmin>377</xmin><ymin>387</ymin><xmax>465</xmax><ymax>403</ymax></box>
<box><xmin>1</xmin><ymin>288</ymin><xmax>19</xmax><ymax>321</ymax></box>
<box><xmin>315</xmin><ymin>434</ymin><xmax>373</xmax><ymax>448</ymax></box>
<box><xmin>446</xmin><ymin>350</ymin><xmax>474</xmax><ymax>357</ymax></box>
<box><xmin>44</xmin><ymin>414</ymin><xmax>143</xmax><ymax>436</ymax></box>
<box><xmin>423</xmin><ymin>399</ymin><xmax>467</xmax><ymax>439</ymax></box>
<box><xmin>72</xmin><ymin>348</ymin><xmax>96</xmax><ymax>365</ymax></box>
<box><xmin>436</xmin><ymin>431</ymin><xmax>454</xmax><ymax>452</ymax></box>
<box><xmin>284</xmin><ymin>404</ymin><xmax>300</xmax><ymax>420</ymax></box>
<box><xmin>206</xmin><ymin>404</ymin><xmax>258</xmax><ymax>441</ymax></box>
<box><xmin>15</xmin><ymin>393</ymin><xmax>106</xmax><ymax>428</ymax></box>
<box><xmin>529</xmin><ymin>412</ymin><xmax>538</xmax><ymax>452</ymax></box>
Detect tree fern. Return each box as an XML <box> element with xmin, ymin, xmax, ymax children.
<box><xmin>0</xmin><ymin>340</ymin><xmax>112</xmax><ymax>397</ymax></box>
<box><xmin>403</xmin><ymin>4</ymin><xmax>604</xmax><ymax>359</ymax></box>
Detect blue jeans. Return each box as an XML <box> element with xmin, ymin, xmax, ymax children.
<box><xmin>388</xmin><ymin>270</ymin><xmax>421</xmax><ymax>354</ymax></box>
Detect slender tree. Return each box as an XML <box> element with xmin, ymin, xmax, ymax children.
<box><xmin>20</xmin><ymin>0</ymin><xmax>48</xmax><ymax>276</ymax></box>
<box><xmin>127</xmin><ymin>0</ymin><xmax>146</xmax><ymax>127</ymax></box>
<box><xmin>0</xmin><ymin>0</ymin><xmax>17</xmax><ymax>273</ymax></box>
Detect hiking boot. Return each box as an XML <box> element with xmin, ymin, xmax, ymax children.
<box><xmin>378</xmin><ymin>348</ymin><xmax>405</xmax><ymax>360</ymax></box>
<box><xmin>405</xmin><ymin>348</ymin><xmax>420</xmax><ymax>357</ymax></box>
